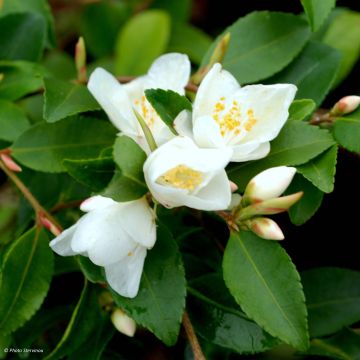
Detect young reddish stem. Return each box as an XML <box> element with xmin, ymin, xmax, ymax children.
<box><xmin>182</xmin><ymin>312</ymin><xmax>206</xmax><ymax>360</ymax></box>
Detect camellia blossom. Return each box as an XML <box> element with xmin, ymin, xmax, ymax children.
<box><xmin>49</xmin><ymin>196</ymin><xmax>156</xmax><ymax>298</ymax></box>
<box><xmin>88</xmin><ymin>53</ymin><xmax>191</xmax><ymax>152</ymax></box>
<box><xmin>144</xmin><ymin>136</ymin><xmax>232</xmax><ymax>211</ymax></box>
<box><xmin>177</xmin><ymin>63</ymin><xmax>297</xmax><ymax>162</ymax></box>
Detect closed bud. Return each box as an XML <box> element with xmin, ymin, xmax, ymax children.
<box><xmin>0</xmin><ymin>73</ymin><xmax>4</xmax><ymax>82</ymax></box>
<box><xmin>331</xmin><ymin>95</ymin><xmax>360</xmax><ymax>116</ymax></box>
<box><xmin>111</xmin><ymin>309</ymin><xmax>136</xmax><ymax>337</ymax></box>
<box><xmin>243</xmin><ymin>166</ymin><xmax>297</xmax><ymax>204</ymax></box>
<box><xmin>75</xmin><ymin>37</ymin><xmax>87</xmax><ymax>83</ymax></box>
<box><xmin>0</xmin><ymin>153</ymin><xmax>22</xmax><ymax>172</ymax></box>
<box><xmin>247</xmin><ymin>217</ymin><xmax>284</xmax><ymax>240</ymax></box>
<box><xmin>39</xmin><ymin>214</ymin><xmax>61</xmax><ymax>236</ymax></box>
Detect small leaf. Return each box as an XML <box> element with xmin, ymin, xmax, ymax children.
<box><xmin>115</xmin><ymin>10</ymin><xmax>170</xmax><ymax>76</ymax></box>
<box><xmin>187</xmin><ymin>273</ymin><xmax>279</xmax><ymax>354</ymax></box>
<box><xmin>111</xmin><ymin>224</ymin><xmax>186</xmax><ymax>346</ymax></box>
<box><xmin>0</xmin><ymin>99</ymin><xmax>30</xmax><ymax>142</ymax></box>
<box><xmin>288</xmin><ymin>99</ymin><xmax>316</xmax><ymax>122</ymax></box>
<box><xmin>228</xmin><ymin>120</ymin><xmax>335</xmax><ymax>191</ymax></box>
<box><xmin>11</xmin><ymin>116</ymin><xmax>117</xmax><ymax>173</ymax></box>
<box><xmin>297</xmin><ymin>145</ymin><xmax>337</xmax><ymax>193</ymax></box>
<box><xmin>223</xmin><ymin>231</ymin><xmax>309</xmax><ymax>350</ymax></box>
<box><xmin>301</xmin><ymin>0</ymin><xmax>336</xmax><ymax>32</ymax></box>
<box><xmin>44</xmin><ymin>78</ymin><xmax>100</xmax><ymax>123</ymax></box>
<box><xmin>77</xmin><ymin>256</ymin><xmax>106</xmax><ymax>284</ymax></box>
<box><xmin>145</xmin><ymin>88</ymin><xmax>192</xmax><ymax>134</ymax></box>
<box><xmin>0</xmin><ymin>228</ymin><xmax>54</xmax><ymax>335</ymax></box>
<box><xmin>201</xmin><ymin>11</ymin><xmax>310</xmax><ymax>84</ymax></box>
<box><xmin>302</xmin><ymin>268</ymin><xmax>360</xmax><ymax>338</ymax></box>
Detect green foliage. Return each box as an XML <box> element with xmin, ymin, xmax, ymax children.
<box><xmin>77</xmin><ymin>256</ymin><xmax>106</xmax><ymax>284</ymax></box>
<box><xmin>0</xmin><ymin>228</ymin><xmax>54</xmax><ymax>335</ymax></box>
<box><xmin>223</xmin><ymin>231</ymin><xmax>309</xmax><ymax>350</ymax></box>
<box><xmin>151</xmin><ymin>0</ymin><xmax>191</xmax><ymax>21</ymax></box>
<box><xmin>115</xmin><ymin>10</ymin><xmax>171</xmax><ymax>75</ymax></box>
<box><xmin>288</xmin><ymin>99</ymin><xmax>316</xmax><ymax>121</ymax></box>
<box><xmin>111</xmin><ymin>224</ymin><xmax>186</xmax><ymax>346</ymax></box>
<box><xmin>301</xmin><ymin>0</ymin><xmax>336</xmax><ymax>32</ymax></box>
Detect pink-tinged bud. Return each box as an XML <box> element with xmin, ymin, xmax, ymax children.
<box><xmin>0</xmin><ymin>154</ymin><xmax>22</xmax><ymax>172</ymax></box>
<box><xmin>243</xmin><ymin>166</ymin><xmax>297</xmax><ymax>204</ymax></box>
<box><xmin>111</xmin><ymin>309</ymin><xmax>136</xmax><ymax>337</ymax></box>
<box><xmin>75</xmin><ymin>37</ymin><xmax>87</xmax><ymax>83</ymax></box>
<box><xmin>39</xmin><ymin>214</ymin><xmax>61</xmax><ymax>236</ymax></box>
<box><xmin>0</xmin><ymin>73</ymin><xmax>4</xmax><ymax>82</ymax></box>
<box><xmin>331</xmin><ymin>96</ymin><xmax>360</xmax><ymax>116</ymax></box>
<box><xmin>247</xmin><ymin>217</ymin><xmax>284</xmax><ymax>240</ymax></box>
<box><xmin>230</xmin><ymin>181</ymin><xmax>238</xmax><ymax>193</ymax></box>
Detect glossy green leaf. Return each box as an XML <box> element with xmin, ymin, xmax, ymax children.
<box><xmin>223</xmin><ymin>231</ymin><xmax>309</xmax><ymax>350</ymax></box>
<box><xmin>77</xmin><ymin>256</ymin><xmax>105</xmax><ymax>284</ymax></box>
<box><xmin>302</xmin><ymin>268</ymin><xmax>360</xmax><ymax>338</ymax></box>
<box><xmin>103</xmin><ymin>135</ymin><xmax>148</xmax><ymax>201</ymax></box>
<box><xmin>0</xmin><ymin>228</ymin><xmax>54</xmax><ymax>335</ymax></box>
<box><xmin>42</xmin><ymin>51</ymin><xmax>76</xmax><ymax>81</ymax></box>
<box><xmin>63</xmin><ymin>157</ymin><xmax>115</xmax><ymax>192</ymax></box>
<box><xmin>228</xmin><ymin>120</ymin><xmax>335</xmax><ymax>191</ymax></box>
<box><xmin>11</xmin><ymin>116</ymin><xmax>117</xmax><ymax>173</ymax></box>
<box><xmin>0</xmin><ymin>333</ymin><xmax>11</xmax><ymax>359</ymax></box>
<box><xmin>18</xmin><ymin>94</ymin><xmax>44</xmax><ymax>123</ymax></box>
<box><xmin>267</xmin><ymin>41</ymin><xmax>341</xmax><ymax>106</ymax></box>
<box><xmin>288</xmin><ymin>99</ymin><xmax>316</xmax><ymax>121</ymax></box>
<box><xmin>308</xmin><ymin>328</ymin><xmax>360</xmax><ymax>360</ymax></box>
<box><xmin>333</xmin><ymin>108</ymin><xmax>360</xmax><ymax>153</ymax></box>
<box><xmin>0</xmin><ymin>99</ymin><xmax>30</xmax><ymax>141</ymax></box>
<box><xmin>111</xmin><ymin>224</ymin><xmax>186</xmax><ymax>346</ymax></box>
<box><xmin>145</xmin><ymin>88</ymin><xmax>192</xmax><ymax>133</ymax></box>
<box><xmin>297</xmin><ymin>145</ymin><xmax>337</xmax><ymax>193</ymax></box>
<box><xmin>188</xmin><ymin>273</ymin><xmax>279</xmax><ymax>354</ymax></box>
<box><xmin>0</xmin><ymin>12</ymin><xmax>46</xmax><ymax>61</ymax></box>
<box><xmin>286</xmin><ymin>174</ymin><xmax>324</xmax><ymax>226</ymax></box>
<box><xmin>0</xmin><ymin>61</ymin><xmax>46</xmax><ymax>101</ymax></box>
<box><xmin>115</xmin><ymin>10</ymin><xmax>170</xmax><ymax>76</ymax></box>
<box><xmin>301</xmin><ymin>0</ymin><xmax>336</xmax><ymax>32</ymax></box>
<box><xmin>44</xmin><ymin>78</ymin><xmax>100</xmax><ymax>123</ymax></box>
<box><xmin>202</xmin><ymin>11</ymin><xmax>310</xmax><ymax>84</ymax></box>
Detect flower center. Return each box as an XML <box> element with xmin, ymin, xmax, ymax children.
<box><xmin>157</xmin><ymin>164</ymin><xmax>203</xmax><ymax>191</ymax></box>
<box><xmin>134</xmin><ymin>95</ymin><xmax>159</xmax><ymax>128</ymax></box>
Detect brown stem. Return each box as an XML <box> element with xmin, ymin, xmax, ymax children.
<box><xmin>51</xmin><ymin>199</ymin><xmax>84</xmax><ymax>213</ymax></box>
<box><xmin>182</xmin><ymin>311</ymin><xmax>206</xmax><ymax>360</ymax></box>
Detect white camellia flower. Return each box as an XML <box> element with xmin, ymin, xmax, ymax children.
<box><xmin>49</xmin><ymin>196</ymin><xmax>156</xmax><ymax>298</ymax></box>
<box><xmin>177</xmin><ymin>63</ymin><xmax>297</xmax><ymax>162</ymax></box>
<box><xmin>88</xmin><ymin>53</ymin><xmax>191</xmax><ymax>152</ymax></box>
<box><xmin>144</xmin><ymin>136</ymin><xmax>232</xmax><ymax>211</ymax></box>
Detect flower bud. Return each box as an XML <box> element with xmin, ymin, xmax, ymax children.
<box><xmin>111</xmin><ymin>309</ymin><xmax>136</xmax><ymax>337</ymax></box>
<box><xmin>0</xmin><ymin>73</ymin><xmax>4</xmax><ymax>82</ymax></box>
<box><xmin>39</xmin><ymin>214</ymin><xmax>61</xmax><ymax>236</ymax></box>
<box><xmin>0</xmin><ymin>154</ymin><xmax>22</xmax><ymax>172</ymax></box>
<box><xmin>247</xmin><ymin>217</ymin><xmax>284</xmax><ymax>240</ymax></box>
<box><xmin>243</xmin><ymin>166</ymin><xmax>297</xmax><ymax>204</ymax></box>
<box><xmin>331</xmin><ymin>95</ymin><xmax>360</xmax><ymax>116</ymax></box>
<box><xmin>75</xmin><ymin>37</ymin><xmax>87</xmax><ymax>83</ymax></box>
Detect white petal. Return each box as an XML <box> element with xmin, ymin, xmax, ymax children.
<box><xmin>88</xmin><ymin>68</ymin><xmax>138</xmax><ymax>136</ymax></box>
<box><xmin>49</xmin><ymin>224</ymin><xmax>77</xmax><ymax>256</ymax></box>
<box><xmin>193</xmin><ymin>115</ymin><xmax>225</xmax><ymax>148</ymax></box>
<box><xmin>105</xmin><ymin>245</ymin><xmax>147</xmax><ymax>298</ymax></box>
<box><xmin>193</xmin><ymin>63</ymin><xmax>240</xmax><ymax>120</ymax></box>
<box><xmin>80</xmin><ymin>195</ymin><xmax>116</xmax><ymax>212</ymax></box>
<box><xmin>231</xmin><ymin>142</ymin><xmax>270</xmax><ymax>162</ymax></box>
<box><xmin>146</xmin><ymin>53</ymin><xmax>191</xmax><ymax>94</ymax></box>
<box><xmin>173</xmin><ymin>110</ymin><xmax>193</xmax><ymax>139</ymax></box>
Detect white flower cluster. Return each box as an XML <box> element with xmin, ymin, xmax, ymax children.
<box><xmin>50</xmin><ymin>53</ymin><xmax>297</xmax><ymax>298</ymax></box>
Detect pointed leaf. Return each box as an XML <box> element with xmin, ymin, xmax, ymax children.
<box><xmin>223</xmin><ymin>231</ymin><xmax>309</xmax><ymax>350</ymax></box>
<box><xmin>301</xmin><ymin>0</ymin><xmax>336</xmax><ymax>32</ymax></box>
<box><xmin>288</xmin><ymin>99</ymin><xmax>316</xmax><ymax>122</ymax></box>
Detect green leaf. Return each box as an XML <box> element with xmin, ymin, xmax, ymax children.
<box><xmin>301</xmin><ymin>0</ymin><xmax>336</xmax><ymax>32</ymax></box>
<box><xmin>267</xmin><ymin>41</ymin><xmax>341</xmax><ymax>106</ymax></box>
<box><xmin>151</xmin><ymin>0</ymin><xmax>191</xmax><ymax>21</ymax></box>
<box><xmin>42</xmin><ymin>51</ymin><xmax>76</xmax><ymax>81</ymax></box>
<box><xmin>103</xmin><ymin>135</ymin><xmax>148</xmax><ymax>201</ymax></box>
<box><xmin>0</xmin><ymin>12</ymin><xmax>46</xmax><ymax>61</ymax></box>
<box><xmin>228</xmin><ymin>120</ymin><xmax>335</xmax><ymax>191</ymax></box>
<box><xmin>288</xmin><ymin>99</ymin><xmax>316</xmax><ymax>121</ymax></box>
<box><xmin>63</xmin><ymin>157</ymin><xmax>115</xmax><ymax>192</ymax></box>
<box><xmin>333</xmin><ymin>108</ymin><xmax>360</xmax><ymax>153</ymax></box>
<box><xmin>167</xmin><ymin>22</ymin><xmax>212</xmax><ymax>64</ymax></box>
<box><xmin>307</xmin><ymin>328</ymin><xmax>360</xmax><ymax>360</ymax></box>
<box><xmin>322</xmin><ymin>10</ymin><xmax>360</xmax><ymax>87</ymax></box>
<box><xmin>201</xmin><ymin>11</ymin><xmax>310</xmax><ymax>84</ymax></box>
<box><xmin>223</xmin><ymin>231</ymin><xmax>309</xmax><ymax>350</ymax></box>
<box><xmin>11</xmin><ymin>116</ymin><xmax>117</xmax><ymax>173</ymax></box>
<box><xmin>188</xmin><ymin>273</ymin><xmax>279</xmax><ymax>354</ymax></box>
<box><xmin>77</xmin><ymin>256</ymin><xmax>105</xmax><ymax>284</ymax></box>
<box><xmin>0</xmin><ymin>61</ymin><xmax>46</xmax><ymax>101</ymax></box>
<box><xmin>0</xmin><ymin>228</ymin><xmax>54</xmax><ymax>335</ymax></box>
<box><xmin>44</xmin><ymin>78</ymin><xmax>100</xmax><ymax>123</ymax></box>
<box><xmin>297</xmin><ymin>145</ymin><xmax>337</xmax><ymax>193</ymax></box>
<box><xmin>111</xmin><ymin>224</ymin><xmax>186</xmax><ymax>346</ymax></box>
<box><xmin>145</xmin><ymin>88</ymin><xmax>192</xmax><ymax>134</ymax></box>
<box><xmin>115</xmin><ymin>10</ymin><xmax>170</xmax><ymax>76</ymax></box>
<box><xmin>286</xmin><ymin>174</ymin><xmax>324</xmax><ymax>226</ymax></box>
<box><xmin>302</xmin><ymin>268</ymin><xmax>360</xmax><ymax>338</ymax></box>
<box><xmin>0</xmin><ymin>333</ymin><xmax>12</xmax><ymax>359</ymax></box>
<box><xmin>0</xmin><ymin>99</ymin><xmax>30</xmax><ymax>142</ymax></box>
<box><xmin>45</xmin><ymin>281</ymin><xmax>103</xmax><ymax>360</ymax></box>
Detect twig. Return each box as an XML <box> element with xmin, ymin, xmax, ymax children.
<box><xmin>182</xmin><ymin>311</ymin><xmax>206</xmax><ymax>360</ymax></box>
<box><xmin>51</xmin><ymin>199</ymin><xmax>84</xmax><ymax>213</ymax></box>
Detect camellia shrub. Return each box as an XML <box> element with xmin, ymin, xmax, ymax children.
<box><xmin>0</xmin><ymin>0</ymin><xmax>360</xmax><ymax>359</ymax></box>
